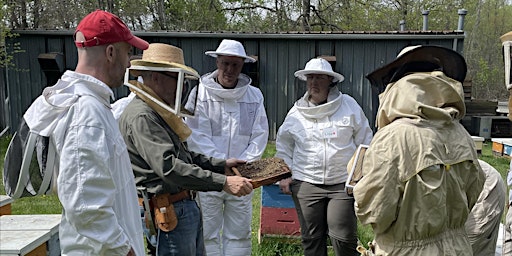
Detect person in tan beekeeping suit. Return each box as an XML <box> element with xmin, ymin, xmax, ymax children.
<box><xmin>353</xmin><ymin>45</ymin><xmax>486</xmax><ymax>256</ymax></box>
<box><xmin>500</xmin><ymin>30</ymin><xmax>512</xmax><ymax>256</ymax></box>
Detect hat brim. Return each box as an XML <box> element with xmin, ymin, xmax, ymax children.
<box><xmin>294</xmin><ymin>70</ymin><xmax>345</xmax><ymax>83</ymax></box>
<box><xmin>131</xmin><ymin>60</ymin><xmax>197</xmax><ymax>74</ymax></box>
<box><xmin>366</xmin><ymin>45</ymin><xmax>467</xmax><ymax>88</ymax></box>
<box><xmin>205</xmin><ymin>51</ymin><xmax>256</xmax><ymax>63</ymax></box>
<box><xmin>501</xmin><ymin>31</ymin><xmax>512</xmax><ymax>43</ymax></box>
<box><xmin>129</xmin><ymin>60</ymin><xmax>199</xmax><ymax>78</ymax></box>
<box><xmin>126</xmin><ymin>36</ymin><xmax>149</xmax><ymax>50</ymax></box>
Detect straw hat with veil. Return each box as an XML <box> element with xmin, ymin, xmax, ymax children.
<box><xmin>125</xmin><ymin>43</ymin><xmax>200</xmax><ymax>141</ymax></box>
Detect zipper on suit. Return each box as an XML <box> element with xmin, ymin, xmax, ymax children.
<box><xmin>227</xmin><ymin>112</ymin><xmax>232</xmax><ymax>157</ymax></box>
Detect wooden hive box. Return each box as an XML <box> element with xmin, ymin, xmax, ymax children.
<box><xmin>259</xmin><ymin>207</ymin><xmax>301</xmax><ymax>240</ymax></box>
<box><xmin>492</xmin><ymin>138</ymin><xmax>507</xmax><ymax>156</ymax></box>
<box><xmin>471</xmin><ymin>136</ymin><xmax>485</xmax><ymax>155</ymax></box>
<box><xmin>503</xmin><ymin>139</ymin><xmax>512</xmax><ymax>157</ymax></box>
<box><xmin>0</xmin><ymin>214</ymin><xmax>62</xmax><ymax>256</ymax></box>
<box><xmin>259</xmin><ymin>184</ymin><xmax>300</xmax><ymax>242</ymax></box>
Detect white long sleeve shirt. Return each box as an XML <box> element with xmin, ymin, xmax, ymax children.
<box><xmin>24</xmin><ymin>71</ymin><xmax>144</xmax><ymax>256</ymax></box>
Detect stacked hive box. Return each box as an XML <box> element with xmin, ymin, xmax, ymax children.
<box><xmin>505</xmin><ymin>140</ymin><xmax>512</xmax><ymax>157</ymax></box>
<box><xmin>491</xmin><ymin>138</ymin><xmax>512</xmax><ymax>157</ymax></box>
<box><xmin>471</xmin><ymin>136</ymin><xmax>485</xmax><ymax>155</ymax></box>
<box><xmin>259</xmin><ymin>184</ymin><xmax>301</xmax><ymax>242</ymax></box>
<box><xmin>0</xmin><ymin>214</ymin><xmax>61</xmax><ymax>256</ymax></box>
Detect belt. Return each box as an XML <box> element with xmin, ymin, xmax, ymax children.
<box><xmin>151</xmin><ymin>190</ymin><xmax>195</xmax><ymax>208</ymax></box>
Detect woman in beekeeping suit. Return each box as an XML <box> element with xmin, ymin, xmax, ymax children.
<box><xmin>276</xmin><ymin>57</ymin><xmax>373</xmax><ymax>256</ymax></box>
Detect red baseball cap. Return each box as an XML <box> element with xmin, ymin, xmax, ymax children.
<box><xmin>74</xmin><ymin>10</ymin><xmax>149</xmax><ymax>50</ymax></box>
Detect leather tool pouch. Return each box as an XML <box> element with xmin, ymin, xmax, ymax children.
<box><xmin>152</xmin><ymin>194</ymin><xmax>178</xmax><ymax>232</ymax></box>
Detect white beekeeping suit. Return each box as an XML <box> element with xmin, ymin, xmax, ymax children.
<box><xmin>185</xmin><ymin>39</ymin><xmax>269</xmax><ymax>256</ymax></box>
<box><xmin>465</xmin><ymin>160</ymin><xmax>506</xmax><ymax>255</ymax></box>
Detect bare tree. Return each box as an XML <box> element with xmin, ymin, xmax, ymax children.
<box><xmin>301</xmin><ymin>0</ymin><xmax>310</xmax><ymax>30</ymax></box>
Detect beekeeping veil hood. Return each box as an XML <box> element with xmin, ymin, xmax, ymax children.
<box><xmin>369</xmin><ymin>45</ymin><xmax>468</xmax><ymax>129</ymax></box>
<box><xmin>366</xmin><ymin>45</ymin><xmax>467</xmax><ymax>89</ymax></box>
<box><xmin>124</xmin><ymin>43</ymin><xmax>200</xmax><ymax>141</ymax></box>
<box><xmin>125</xmin><ymin>43</ymin><xmax>200</xmax><ymax>118</ymax></box>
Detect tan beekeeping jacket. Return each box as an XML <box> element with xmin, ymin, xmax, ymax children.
<box><xmin>353</xmin><ymin>71</ymin><xmax>486</xmax><ymax>256</ymax></box>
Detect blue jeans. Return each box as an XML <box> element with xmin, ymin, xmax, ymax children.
<box><xmin>156</xmin><ymin>199</ymin><xmax>205</xmax><ymax>256</ymax></box>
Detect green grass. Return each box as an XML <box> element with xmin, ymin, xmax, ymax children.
<box><xmin>0</xmin><ymin>135</ymin><xmax>62</xmax><ymax>214</ymax></box>
<box><xmin>1</xmin><ymin>136</ymin><xmax>511</xmax><ymax>255</ymax></box>
<box><xmin>479</xmin><ymin>140</ymin><xmax>510</xmax><ymax>180</ymax></box>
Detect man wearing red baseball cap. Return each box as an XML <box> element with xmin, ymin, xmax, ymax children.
<box><xmin>73</xmin><ymin>9</ymin><xmax>149</xmax><ymax>89</ymax></box>
<box><xmin>74</xmin><ymin>9</ymin><xmax>148</xmax><ymax>50</ymax></box>
<box><xmin>22</xmin><ymin>10</ymin><xmax>149</xmax><ymax>256</ymax></box>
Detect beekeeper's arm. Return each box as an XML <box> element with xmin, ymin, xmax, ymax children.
<box><xmin>353</xmin><ymin>144</ymin><xmax>401</xmax><ymax>234</ymax></box>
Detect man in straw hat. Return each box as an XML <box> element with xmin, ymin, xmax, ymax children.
<box><xmin>118</xmin><ymin>43</ymin><xmax>253</xmax><ymax>256</ymax></box>
<box><xmin>275</xmin><ymin>57</ymin><xmax>373</xmax><ymax>256</ymax></box>
<box><xmin>500</xmin><ymin>30</ymin><xmax>512</xmax><ymax>256</ymax></box>
<box><xmin>353</xmin><ymin>45</ymin><xmax>486</xmax><ymax>255</ymax></box>
<box><xmin>21</xmin><ymin>9</ymin><xmax>149</xmax><ymax>256</ymax></box>
<box><xmin>184</xmin><ymin>39</ymin><xmax>268</xmax><ymax>256</ymax></box>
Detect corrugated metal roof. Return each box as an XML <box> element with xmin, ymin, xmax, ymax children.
<box><xmin>13</xmin><ymin>29</ymin><xmax>465</xmax><ymax>39</ymax></box>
